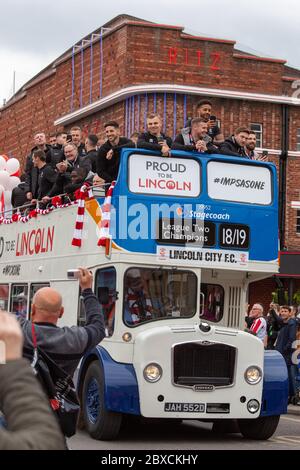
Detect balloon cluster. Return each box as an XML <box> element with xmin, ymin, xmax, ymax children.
<box><xmin>0</xmin><ymin>155</ymin><xmax>21</xmax><ymax>214</ymax></box>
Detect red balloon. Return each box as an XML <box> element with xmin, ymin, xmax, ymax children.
<box><xmin>11</xmin><ymin>169</ymin><xmax>21</xmax><ymax>177</ymax></box>
<box><xmin>2</xmin><ymin>155</ymin><xmax>9</xmax><ymax>161</ymax></box>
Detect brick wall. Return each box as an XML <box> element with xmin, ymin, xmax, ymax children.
<box><xmin>0</xmin><ymin>17</ymin><xmax>300</xmax><ymax>254</ymax></box>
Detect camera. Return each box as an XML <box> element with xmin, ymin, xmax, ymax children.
<box><xmin>67</xmin><ymin>269</ymin><xmax>81</xmax><ymax>279</ymax></box>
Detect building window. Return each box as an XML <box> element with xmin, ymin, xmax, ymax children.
<box><xmin>297</xmin><ymin>210</ymin><xmax>300</xmax><ymax>233</ymax></box>
<box><xmin>297</xmin><ymin>129</ymin><xmax>300</xmax><ymax>151</ymax></box>
<box><xmin>250</xmin><ymin>123</ymin><xmax>263</xmax><ymax>148</ymax></box>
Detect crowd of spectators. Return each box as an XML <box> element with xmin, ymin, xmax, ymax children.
<box><xmin>245</xmin><ymin>302</ymin><xmax>300</xmax><ymax>405</ymax></box>
<box><xmin>11</xmin><ymin>99</ymin><xmax>268</xmax><ymax>210</ymax></box>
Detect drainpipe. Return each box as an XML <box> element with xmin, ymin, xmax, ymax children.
<box><xmin>279</xmin><ymin>104</ymin><xmax>289</xmax><ymax>250</ymax></box>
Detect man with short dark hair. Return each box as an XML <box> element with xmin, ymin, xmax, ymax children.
<box><xmin>49</xmin><ymin>133</ymin><xmax>57</xmax><ymax>147</ymax></box>
<box><xmin>25</xmin><ymin>132</ymin><xmax>54</xmax><ymax>202</ymax></box>
<box><xmin>172</xmin><ymin>118</ymin><xmax>218</xmax><ymax>154</ymax></box>
<box><xmin>219</xmin><ymin>127</ymin><xmax>249</xmax><ymax>157</ymax></box>
<box><xmin>30</xmin><ymin>150</ymin><xmax>57</xmax><ymax>203</ymax></box>
<box><xmin>70</xmin><ymin>126</ymin><xmax>86</xmax><ymax>157</ymax></box>
<box><xmin>245</xmin><ymin>131</ymin><xmax>268</xmax><ymax>161</ymax></box>
<box><xmin>85</xmin><ymin>134</ymin><xmax>98</xmax><ymax>173</ymax></box>
<box><xmin>275</xmin><ymin>306</ymin><xmax>298</xmax><ymax>403</ymax></box>
<box><xmin>96</xmin><ymin>121</ymin><xmax>135</xmax><ymax>184</ymax></box>
<box><xmin>137</xmin><ymin>114</ymin><xmax>172</xmax><ymax>156</ymax></box>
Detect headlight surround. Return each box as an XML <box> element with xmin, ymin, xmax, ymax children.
<box><xmin>244</xmin><ymin>366</ymin><xmax>262</xmax><ymax>385</ymax></box>
<box><xmin>143</xmin><ymin>363</ymin><xmax>163</xmax><ymax>383</ymax></box>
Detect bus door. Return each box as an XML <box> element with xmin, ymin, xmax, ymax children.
<box><xmin>50</xmin><ymin>280</ymin><xmax>80</xmax><ymax>327</ymax></box>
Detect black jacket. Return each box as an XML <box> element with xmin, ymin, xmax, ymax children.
<box><xmin>86</xmin><ymin>149</ymin><xmax>98</xmax><ymax>173</ymax></box>
<box><xmin>25</xmin><ymin>145</ymin><xmax>53</xmax><ymax>197</ymax></box>
<box><xmin>171</xmin><ymin>133</ymin><xmax>219</xmax><ymax>154</ymax></box>
<box><xmin>219</xmin><ymin>136</ymin><xmax>247</xmax><ymax>158</ymax></box>
<box><xmin>137</xmin><ymin>132</ymin><xmax>173</xmax><ymax>152</ymax></box>
<box><xmin>11</xmin><ymin>182</ymin><xmax>30</xmax><ymax>208</ymax></box>
<box><xmin>48</xmin><ymin>155</ymin><xmax>91</xmax><ymax>197</ymax></box>
<box><xmin>37</xmin><ymin>164</ymin><xmax>57</xmax><ymax>199</ymax></box>
<box><xmin>20</xmin><ymin>289</ymin><xmax>105</xmax><ymax>376</ymax></box>
<box><xmin>97</xmin><ymin>138</ymin><xmax>135</xmax><ymax>183</ymax></box>
<box><xmin>275</xmin><ymin>318</ymin><xmax>297</xmax><ymax>366</ymax></box>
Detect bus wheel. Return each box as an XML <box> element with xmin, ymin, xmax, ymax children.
<box><xmin>238</xmin><ymin>415</ymin><xmax>280</xmax><ymax>440</ymax></box>
<box><xmin>82</xmin><ymin>361</ymin><xmax>122</xmax><ymax>440</ymax></box>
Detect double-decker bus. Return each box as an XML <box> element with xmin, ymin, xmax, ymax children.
<box><xmin>0</xmin><ymin>149</ymin><xmax>288</xmax><ymax>441</ymax></box>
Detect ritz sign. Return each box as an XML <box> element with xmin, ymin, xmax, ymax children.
<box><xmin>166</xmin><ymin>47</ymin><xmax>222</xmax><ymax>71</ymax></box>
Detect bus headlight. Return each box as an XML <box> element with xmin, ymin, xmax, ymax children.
<box><xmin>247</xmin><ymin>399</ymin><xmax>260</xmax><ymax>414</ymax></box>
<box><xmin>244</xmin><ymin>366</ymin><xmax>262</xmax><ymax>385</ymax></box>
<box><xmin>143</xmin><ymin>363</ymin><xmax>163</xmax><ymax>383</ymax></box>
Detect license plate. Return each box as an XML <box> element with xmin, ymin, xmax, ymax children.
<box><xmin>164</xmin><ymin>402</ymin><xmax>205</xmax><ymax>413</ymax></box>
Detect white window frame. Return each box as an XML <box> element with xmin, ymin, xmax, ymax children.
<box><xmin>297</xmin><ymin>128</ymin><xmax>300</xmax><ymax>152</ymax></box>
<box><xmin>296</xmin><ymin>210</ymin><xmax>300</xmax><ymax>234</ymax></box>
<box><xmin>250</xmin><ymin>123</ymin><xmax>263</xmax><ymax>148</ymax></box>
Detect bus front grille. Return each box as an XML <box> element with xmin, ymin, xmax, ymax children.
<box><xmin>173</xmin><ymin>342</ymin><xmax>236</xmax><ymax>387</ymax></box>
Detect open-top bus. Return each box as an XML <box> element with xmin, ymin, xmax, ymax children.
<box><xmin>0</xmin><ymin>149</ymin><xmax>288</xmax><ymax>440</ymax></box>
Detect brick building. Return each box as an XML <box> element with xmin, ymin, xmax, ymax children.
<box><xmin>1</xmin><ymin>14</ymin><xmax>300</xmax><ymax>308</ymax></box>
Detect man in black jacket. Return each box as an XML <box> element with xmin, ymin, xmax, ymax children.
<box><xmin>11</xmin><ymin>175</ymin><xmax>30</xmax><ymax>209</ymax></box>
<box><xmin>25</xmin><ymin>132</ymin><xmax>54</xmax><ymax>202</ymax></box>
<box><xmin>27</xmin><ymin>150</ymin><xmax>56</xmax><ymax>203</ymax></box>
<box><xmin>137</xmin><ymin>114</ymin><xmax>172</xmax><ymax>156</ymax></box>
<box><xmin>172</xmin><ymin>118</ymin><xmax>219</xmax><ymax>154</ymax></box>
<box><xmin>71</xmin><ymin>126</ymin><xmax>87</xmax><ymax>157</ymax></box>
<box><xmin>97</xmin><ymin>121</ymin><xmax>135</xmax><ymax>184</ymax></box>
<box><xmin>20</xmin><ymin>268</ymin><xmax>105</xmax><ymax>377</ymax></box>
<box><xmin>85</xmin><ymin>134</ymin><xmax>99</xmax><ymax>173</ymax></box>
<box><xmin>219</xmin><ymin>127</ymin><xmax>249</xmax><ymax>157</ymax></box>
<box><xmin>42</xmin><ymin>143</ymin><xmax>91</xmax><ymax>201</ymax></box>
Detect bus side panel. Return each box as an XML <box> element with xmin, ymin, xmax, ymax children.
<box><xmin>260</xmin><ymin>350</ymin><xmax>288</xmax><ymax>417</ymax></box>
<box><xmin>79</xmin><ymin>346</ymin><xmax>141</xmax><ymax>415</ymax></box>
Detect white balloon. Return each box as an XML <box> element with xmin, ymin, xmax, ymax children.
<box><xmin>7</xmin><ymin>176</ymin><xmax>21</xmax><ymax>190</ymax></box>
<box><xmin>0</xmin><ymin>184</ymin><xmax>5</xmax><ymax>197</ymax></box>
<box><xmin>0</xmin><ymin>170</ymin><xmax>10</xmax><ymax>189</ymax></box>
<box><xmin>4</xmin><ymin>189</ymin><xmax>12</xmax><ymax>205</ymax></box>
<box><xmin>0</xmin><ymin>156</ymin><xmax>7</xmax><ymax>171</ymax></box>
<box><xmin>6</xmin><ymin>158</ymin><xmax>20</xmax><ymax>176</ymax></box>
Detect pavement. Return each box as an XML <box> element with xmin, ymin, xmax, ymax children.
<box><xmin>288</xmin><ymin>404</ymin><xmax>300</xmax><ymax>415</ymax></box>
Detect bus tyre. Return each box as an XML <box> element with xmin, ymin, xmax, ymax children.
<box><xmin>82</xmin><ymin>361</ymin><xmax>122</xmax><ymax>440</ymax></box>
<box><xmin>238</xmin><ymin>415</ymin><xmax>280</xmax><ymax>440</ymax></box>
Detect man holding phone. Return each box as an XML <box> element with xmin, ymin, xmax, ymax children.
<box><xmin>19</xmin><ymin>268</ymin><xmax>105</xmax><ymax>377</ymax></box>
<box><xmin>245</xmin><ymin>131</ymin><xmax>268</xmax><ymax>161</ymax></box>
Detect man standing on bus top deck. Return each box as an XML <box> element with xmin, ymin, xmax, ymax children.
<box><xmin>19</xmin><ymin>268</ymin><xmax>105</xmax><ymax>377</ymax></box>
<box><xmin>246</xmin><ymin>303</ymin><xmax>268</xmax><ymax>347</ymax></box>
<box><xmin>137</xmin><ymin>113</ymin><xmax>172</xmax><ymax>157</ymax></box>
<box><xmin>96</xmin><ymin>121</ymin><xmax>135</xmax><ymax>185</ymax></box>
<box><xmin>172</xmin><ymin>118</ymin><xmax>219</xmax><ymax>154</ymax></box>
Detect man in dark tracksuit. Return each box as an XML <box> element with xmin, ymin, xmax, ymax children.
<box><xmin>219</xmin><ymin>127</ymin><xmax>249</xmax><ymax>157</ymax></box>
<box><xmin>275</xmin><ymin>305</ymin><xmax>298</xmax><ymax>403</ymax></box>
<box><xmin>20</xmin><ymin>268</ymin><xmax>105</xmax><ymax>377</ymax></box>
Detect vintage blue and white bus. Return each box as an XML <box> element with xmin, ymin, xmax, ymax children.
<box><xmin>0</xmin><ymin>149</ymin><xmax>288</xmax><ymax>440</ymax></box>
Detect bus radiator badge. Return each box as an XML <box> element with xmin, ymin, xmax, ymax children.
<box><xmin>193</xmin><ymin>384</ymin><xmax>215</xmax><ymax>392</ymax></box>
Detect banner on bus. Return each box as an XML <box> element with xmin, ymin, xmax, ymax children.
<box><xmin>128</xmin><ymin>154</ymin><xmax>201</xmax><ymax>197</ymax></box>
<box><xmin>156</xmin><ymin>245</ymin><xmax>249</xmax><ymax>267</ymax></box>
<box><xmin>207</xmin><ymin>161</ymin><xmax>272</xmax><ymax>205</ymax></box>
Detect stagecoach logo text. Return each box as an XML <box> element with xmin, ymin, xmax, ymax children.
<box><xmin>16</xmin><ymin>226</ymin><xmax>55</xmax><ymax>257</ymax></box>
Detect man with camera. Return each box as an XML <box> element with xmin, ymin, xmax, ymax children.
<box><xmin>0</xmin><ymin>311</ymin><xmax>65</xmax><ymax>449</ymax></box>
<box><xmin>137</xmin><ymin>113</ymin><xmax>173</xmax><ymax>157</ymax></box>
<box><xmin>19</xmin><ymin>268</ymin><xmax>105</xmax><ymax>377</ymax></box>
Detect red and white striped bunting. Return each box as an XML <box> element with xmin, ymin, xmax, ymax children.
<box><xmin>71</xmin><ymin>185</ymin><xmax>93</xmax><ymax>247</ymax></box>
<box><xmin>98</xmin><ymin>181</ymin><xmax>116</xmax><ymax>247</ymax></box>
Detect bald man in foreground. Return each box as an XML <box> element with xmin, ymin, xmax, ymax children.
<box><xmin>19</xmin><ymin>268</ymin><xmax>105</xmax><ymax>376</ymax></box>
